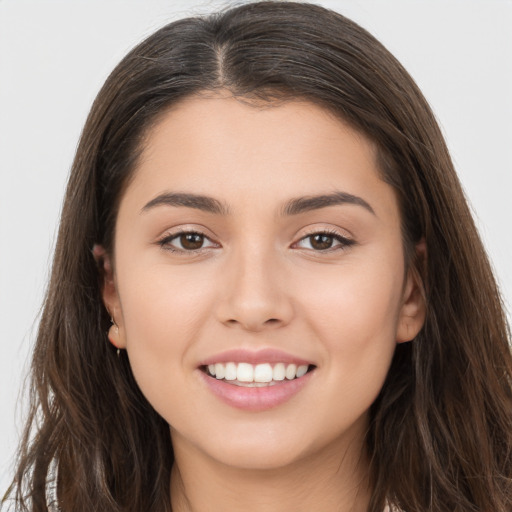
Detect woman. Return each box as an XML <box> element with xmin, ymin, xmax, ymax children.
<box><xmin>4</xmin><ymin>2</ymin><xmax>512</xmax><ymax>511</ymax></box>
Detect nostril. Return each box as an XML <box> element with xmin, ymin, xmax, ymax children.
<box><xmin>223</xmin><ymin>317</ymin><xmax>283</xmax><ymax>331</ymax></box>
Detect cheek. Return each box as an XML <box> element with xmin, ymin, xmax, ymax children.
<box><xmin>297</xmin><ymin>251</ymin><xmax>404</xmax><ymax>391</ymax></box>
<box><xmin>119</xmin><ymin>261</ymin><xmax>216</xmax><ymax>337</ymax></box>
<box><xmin>294</xmin><ymin>266</ymin><xmax>402</xmax><ymax>437</ymax></box>
<box><xmin>303</xmin><ymin>258</ymin><xmax>403</xmax><ymax>339</ymax></box>
<box><xmin>115</xmin><ymin>262</ymin><xmax>217</xmax><ymax>404</ymax></box>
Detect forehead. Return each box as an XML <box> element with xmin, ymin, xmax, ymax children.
<box><xmin>121</xmin><ymin>94</ymin><xmax>398</xmax><ymax>223</ymax></box>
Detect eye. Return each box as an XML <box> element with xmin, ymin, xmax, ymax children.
<box><xmin>158</xmin><ymin>231</ymin><xmax>218</xmax><ymax>252</ymax></box>
<box><xmin>295</xmin><ymin>231</ymin><xmax>354</xmax><ymax>251</ymax></box>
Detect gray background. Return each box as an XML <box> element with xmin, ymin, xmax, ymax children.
<box><xmin>1</xmin><ymin>0</ymin><xmax>511</xmax><ymax>494</ymax></box>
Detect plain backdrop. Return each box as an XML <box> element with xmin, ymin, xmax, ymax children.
<box><xmin>1</xmin><ymin>0</ymin><xmax>511</xmax><ymax>494</ymax></box>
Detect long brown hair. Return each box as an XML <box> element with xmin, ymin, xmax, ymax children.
<box><xmin>4</xmin><ymin>2</ymin><xmax>511</xmax><ymax>511</ymax></box>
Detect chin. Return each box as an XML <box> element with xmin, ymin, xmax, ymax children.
<box><xmin>187</xmin><ymin>418</ymin><xmax>362</xmax><ymax>473</ymax></box>
<box><xmin>208</xmin><ymin>442</ymin><xmax>310</xmax><ymax>471</ymax></box>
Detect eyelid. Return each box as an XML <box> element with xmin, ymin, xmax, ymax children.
<box><xmin>154</xmin><ymin>225</ymin><xmax>354</xmax><ymax>255</ymax></box>
<box><xmin>156</xmin><ymin>227</ymin><xmax>220</xmax><ymax>254</ymax></box>
<box><xmin>292</xmin><ymin>227</ymin><xmax>355</xmax><ymax>251</ymax></box>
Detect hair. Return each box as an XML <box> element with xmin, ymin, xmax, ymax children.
<box><xmin>4</xmin><ymin>2</ymin><xmax>512</xmax><ymax>511</ymax></box>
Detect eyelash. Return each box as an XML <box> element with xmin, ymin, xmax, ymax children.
<box><xmin>157</xmin><ymin>230</ymin><xmax>218</xmax><ymax>254</ymax></box>
<box><xmin>294</xmin><ymin>229</ymin><xmax>355</xmax><ymax>252</ymax></box>
<box><xmin>157</xmin><ymin>229</ymin><xmax>355</xmax><ymax>255</ymax></box>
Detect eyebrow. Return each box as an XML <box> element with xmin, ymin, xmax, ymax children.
<box><xmin>282</xmin><ymin>192</ymin><xmax>375</xmax><ymax>216</ymax></box>
<box><xmin>140</xmin><ymin>191</ymin><xmax>375</xmax><ymax>217</ymax></box>
<box><xmin>141</xmin><ymin>192</ymin><xmax>230</xmax><ymax>215</ymax></box>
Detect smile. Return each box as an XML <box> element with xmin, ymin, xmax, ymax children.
<box><xmin>198</xmin><ymin>349</ymin><xmax>316</xmax><ymax>411</ymax></box>
<box><xmin>204</xmin><ymin>362</ymin><xmax>311</xmax><ymax>387</ymax></box>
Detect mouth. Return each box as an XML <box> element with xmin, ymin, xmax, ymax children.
<box><xmin>197</xmin><ymin>348</ymin><xmax>317</xmax><ymax>410</ymax></box>
<box><xmin>201</xmin><ymin>362</ymin><xmax>316</xmax><ymax>387</ymax></box>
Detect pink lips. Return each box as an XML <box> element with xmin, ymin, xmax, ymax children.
<box><xmin>197</xmin><ymin>348</ymin><xmax>315</xmax><ymax>412</ymax></box>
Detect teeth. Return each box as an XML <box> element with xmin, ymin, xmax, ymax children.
<box><xmin>254</xmin><ymin>363</ymin><xmax>273</xmax><ymax>383</ymax></box>
<box><xmin>225</xmin><ymin>362</ymin><xmax>237</xmax><ymax>381</ymax></box>
<box><xmin>296</xmin><ymin>365</ymin><xmax>308</xmax><ymax>378</ymax></box>
<box><xmin>273</xmin><ymin>363</ymin><xmax>285</xmax><ymax>381</ymax></box>
<box><xmin>214</xmin><ymin>363</ymin><xmax>225</xmax><ymax>379</ymax></box>
<box><xmin>285</xmin><ymin>364</ymin><xmax>297</xmax><ymax>380</ymax></box>
<box><xmin>237</xmin><ymin>363</ymin><xmax>254</xmax><ymax>382</ymax></box>
<box><xmin>206</xmin><ymin>362</ymin><xmax>311</xmax><ymax>383</ymax></box>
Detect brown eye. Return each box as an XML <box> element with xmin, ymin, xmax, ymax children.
<box><xmin>309</xmin><ymin>234</ymin><xmax>335</xmax><ymax>250</ymax></box>
<box><xmin>295</xmin><ymin>231</ymin><xmax>354</xmax><ymax>252</ymax></box>
<box><xmin>159</xmin><ymin>231</ymin><xmax>217</xmax><ymax>253</ymax></box>
<box><xmin>179</xmin><ymin>233</ymin><xmax>204</xmax><ymax>250</ymax></box>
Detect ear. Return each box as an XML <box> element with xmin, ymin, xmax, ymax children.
<box><xmin>92</xmin><ymin>244</ymin><xmax>126</xmax><ymax>349</ymax></box>
<box><xmin>396</xmin><ymin>240</ymin><xmax>427</xmax><ymax>343</ymax></box>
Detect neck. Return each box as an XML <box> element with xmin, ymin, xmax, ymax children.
<box><xmin>170</xmin><ymin>429</ymin><xmax>371</xmax><ymax>512</ymax></box>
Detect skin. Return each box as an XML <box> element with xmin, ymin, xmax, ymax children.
<box><xmin>101</xmin><ymin>94</ymin><xmax>426</xmax><ymax>511</ymax></box>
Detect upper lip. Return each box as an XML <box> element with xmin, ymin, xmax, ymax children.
<box><xmin>198</xmin><ymin>348</ymin><xmax>314</xmax><ymax>367</ymax></box>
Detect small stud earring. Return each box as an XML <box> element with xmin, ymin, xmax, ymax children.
<box><xmin>107</xmin><ymin>317</ymin><xmax>121</xmax><ymax>356</ymax></box>
<box><xmin>110</xmin><ymin>316</ymin><xmax>119</xmax><ymax>334</ymax></box>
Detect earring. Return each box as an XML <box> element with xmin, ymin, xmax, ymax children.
<box><xmin>106</xmin><ymin>309</ymin><xmax>122</xmax><ymax>358</ymax></box>
<box><xmin>107</xmin><ymin>316</ymin><xmax>121</xmax><ymax>356</ymax></box>
<box><xmin>110</xmin><ymin>316</ymin><xmax>119</xmax><ymax>335</ymax></box>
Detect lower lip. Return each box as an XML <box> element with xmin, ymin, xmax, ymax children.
<box><xmin>198</xmin><ymin>369</ymin><xmax>314</xmax><ymax>412</ymax></box>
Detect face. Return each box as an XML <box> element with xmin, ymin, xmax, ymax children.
<box><xmin>102</xmin><ymin>95</ymin><xmax>425</xmax><ymax>471</ymax></box>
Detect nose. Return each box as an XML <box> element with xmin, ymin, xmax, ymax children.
<box><xmin>214</xmin><ymin>243</ymin><xmax>294</xmax><ymax>332</ymax></box>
